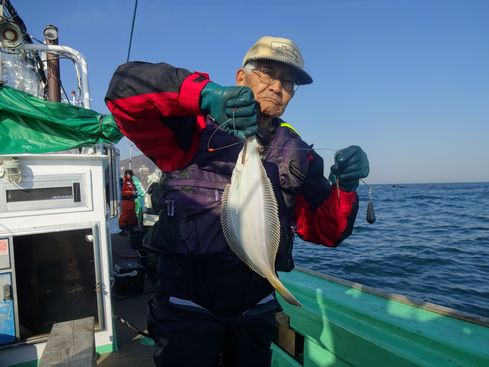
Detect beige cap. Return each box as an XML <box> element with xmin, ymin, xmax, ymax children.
<box><xmin>242</xmin><ymin>36</ymin><xmax>313</xmax><ymax>85</ymax></box>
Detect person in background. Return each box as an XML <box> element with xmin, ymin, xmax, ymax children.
<box><xmin>131</xmin><ymin>172</ymin><xmax>146</xmax><ymax>225</ymax></box>
<box><xmin>119</xmin><ymin>169</ymin><xmax>138</xmax><ymax>236</ymax></box>
<box><xmin>106</xmin><ymin>35</ymin><xmax>369</xmax><ymax>367</ymax></box>
<box><xmin>143</xmin><ymin>168</ymin><xmax>163</xmax><ymax>228</ymax></box>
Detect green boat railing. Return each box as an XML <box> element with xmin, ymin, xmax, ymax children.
<box><xmin>271</xmin><ymin>267</ymin><xmax>489</xmax><ymax>367</ymax></box>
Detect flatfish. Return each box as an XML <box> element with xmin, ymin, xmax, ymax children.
<box><xmin>221</xmin><ymin>136</ymin><xmax>301</xmax><ymax>306</ymax></box>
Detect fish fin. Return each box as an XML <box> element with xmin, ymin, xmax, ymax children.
<box><xmin>261</xmin><ymin>173</ymin><xmax>281</xmax><ymax>267</ymax></box>
<box><xmin>268</xmin><ymin>273</ymin><xmax>302</xmax><ymax>306</ymax></box>
<box><xmin>221</xmin><ymin>183</ymin><xmax>265</xmax><ymax>276</ymax></box>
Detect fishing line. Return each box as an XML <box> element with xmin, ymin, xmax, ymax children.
<box><xmin>206</xmin><ymin>109</ymin><xmax>243</xmax><ymax>152</ymax></box>
<box><xmin>206</xmin><ymin>113</ymin><xmax>339</xmax><ymax>153</ymax></box>
<box><xmin>206</xmin><ymin>114</ymin><xmax>376</xmax><ymax>224</ymax></box>
<box><xmin>361</xmin><ymin>178</ymin><xmax>376</xmax><ymax>224</ymax></box>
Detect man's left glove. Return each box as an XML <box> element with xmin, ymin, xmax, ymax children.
<box><xmin>329</xmin><ymin>145</ymin><xmax>369</xmax><ymax>191</ymax></box>
<box><xmin>200</xmin><ymin>82</ymin><xmax>258</xmax><ymax>139</ymax></box>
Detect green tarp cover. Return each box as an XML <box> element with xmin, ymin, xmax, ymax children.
<box><xmin>0</xmin><ymin>85</ymin><xmax>123</xmax><ymax>154</ymax></box>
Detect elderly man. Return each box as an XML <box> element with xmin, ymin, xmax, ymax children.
<box><xmin>106</xmin><ymin>35</ymin><xmax>369</xmax><ymax>367</ymax></box>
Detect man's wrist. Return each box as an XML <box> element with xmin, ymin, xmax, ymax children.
<box><xmin>180</xmin><ymin>72</ymin><xmax>210</xmax><ymax>113</ymax></box>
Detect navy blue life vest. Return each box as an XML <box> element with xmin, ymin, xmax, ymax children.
<box><xmin>146</xmin><ymin>118</ymin><xmax>312</xmax><ymax>272</ymax></box>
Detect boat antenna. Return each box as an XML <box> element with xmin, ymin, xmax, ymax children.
<box><xmin>126</xmin><ymin>0</ymin><xmax>139</xmax><ymax>62</ymax></box>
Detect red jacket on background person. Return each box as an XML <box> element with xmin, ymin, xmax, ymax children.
<box><xmin>119</xmin><ymin>169</ymin><xmax>138</xmax><ymax>231</ymax></box>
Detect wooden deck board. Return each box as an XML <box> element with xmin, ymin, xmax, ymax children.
<box><xmin>39</xmin><ymin>316</ymin><xmax>96</xmax><ymax>367</ymax></box>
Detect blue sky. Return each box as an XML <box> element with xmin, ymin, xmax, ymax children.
<box><xmin>14</xmin><ymin>0</ymin><xmax>489</xmax><ymax>184</ymax></box>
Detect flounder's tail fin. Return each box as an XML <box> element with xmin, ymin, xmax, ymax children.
<box><xmin>268</xmin><ymin>273</ymin><xmax>302</xmax><ymax>307</ymax></box>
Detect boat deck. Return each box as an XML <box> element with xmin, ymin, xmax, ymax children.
<box><xmin>97</xmin><ymin>233</ymin><xmax>156</xmax><ymax>366</ymax></box>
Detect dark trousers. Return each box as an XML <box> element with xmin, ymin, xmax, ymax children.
<box><xmin>147</xmin><ymin>294</ymin><xmax>278</xmax><ymax>367</ymax></box>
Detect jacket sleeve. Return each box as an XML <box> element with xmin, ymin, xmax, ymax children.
<box><xmin>105</xmin><ymin>61</ymin><xmax>210</xmax><ymax>172</ymax></box>
<box><xmin>294</xmin><ymin>150</ymin><xmax>359</xmax><ymax>247</ymax></box>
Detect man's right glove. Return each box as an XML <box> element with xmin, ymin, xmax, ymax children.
<box><xmin>200</xmin><ymin>82</ymin><xmax>258</xmax><ymax>139</ymax></box>
<box><xmin>329</xmin><ymin>145</ymin><xmax>369</xmax><ymax>191</ymax></box>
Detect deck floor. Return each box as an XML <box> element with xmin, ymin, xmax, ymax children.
<box><xmin>97</xmin><ymin>232</ymin><xmax>156</xmax><ymax>366</ymax></box>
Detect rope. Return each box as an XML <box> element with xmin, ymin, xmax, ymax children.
<box><xmin>126</xmin><ymin>0</ymin><xmax>139</xmax><ymax>62</ymax></box>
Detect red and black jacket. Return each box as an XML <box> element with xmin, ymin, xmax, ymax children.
<box><xmin>105</xmin><ymin>61</ymin><xmax>358</xmax><ymax>248</ymax></box>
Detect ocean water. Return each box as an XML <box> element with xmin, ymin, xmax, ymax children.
<box><xmin>293</xmin><ymin>182</ymin><xmax>489</xmax><ymax>319</ymax></box>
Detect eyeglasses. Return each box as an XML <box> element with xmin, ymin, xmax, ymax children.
<box><xmin>251</xmin><ymin>68</ymin><xmax>299</xmax><ymax>93</ymax></box>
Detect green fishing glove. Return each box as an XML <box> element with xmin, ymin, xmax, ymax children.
<box><xmin>329</xmin><ymin>145</ymin><xmax>369</xmax><ymax>191</ymax></box>
<box><xmin>200</xmin><ymin>82</ymin><xmax>258</xmax><ymax>139</ymax></box>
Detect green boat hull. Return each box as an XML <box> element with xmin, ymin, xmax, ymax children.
<box><xmin>271</xmin><ymin>268</ymin><xmax>489</xmax><ymax>367</ymax></box>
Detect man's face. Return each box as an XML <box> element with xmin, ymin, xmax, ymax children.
<box><xmin>236</xmin><ymin>61</ymin><xmax>297</xmax><ymax>120</ymax></box>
